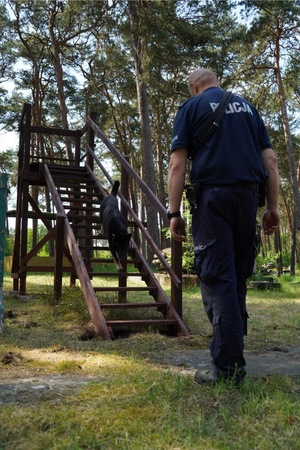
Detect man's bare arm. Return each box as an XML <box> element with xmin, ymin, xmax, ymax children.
<box><xmin>167</xmin><ymin>148</ymin><xmax>188</xmax><ymax>241</ymax></box>
<box><xmin>261</xmin><ymin>147</ymin><xmax>280</xmax><ymax>235</ymax></box>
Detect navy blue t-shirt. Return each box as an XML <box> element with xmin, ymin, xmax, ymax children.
<box><xmin>171</xmin><ymin>87</ymin><xmax>272</xmax><ymax>185</ymax></box>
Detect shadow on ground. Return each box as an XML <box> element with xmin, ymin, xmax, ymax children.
<box><xmin>149</xmin><ymin>346</ymin><xmax>300</xmax><ymax>377</ymax></box>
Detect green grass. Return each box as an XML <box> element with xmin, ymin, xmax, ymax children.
<box><xmin>1</xmin><ymin>273</ymin><xmax>300</xmax><ymax>449</ymax></box>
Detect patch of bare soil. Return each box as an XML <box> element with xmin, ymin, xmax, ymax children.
<box><xmin>150</xmin><ymin>346</ymin><xmax>300</xmax><ymax>378</ymax></box>
<box><xmin>0</xmin><ymin>372</ymin><xmax>104</xmax><ymax>405</ymax></box>
<box><xmin>2</xmin><ymin>345</ymin><xmax>300</xmax><ymax>406</ymax></box>
<box><xmin>0</xmin><ymin>351</ymin><xmax>104</xmax><ymax>405</ymax></box>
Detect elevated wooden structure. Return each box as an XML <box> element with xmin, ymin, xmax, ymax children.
<box><xmin>11</xmin><ymin>103</ymin><xmax>188</xmax><ymax>339</ymax></box>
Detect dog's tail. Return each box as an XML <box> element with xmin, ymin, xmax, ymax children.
<box><xmin>111</xmin><ymin>180</ymin><xmax>120</xmax><ymax>197</ymax></box>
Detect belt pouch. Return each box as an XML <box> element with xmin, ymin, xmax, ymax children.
<box><xmin>185</xmin><ymin>183</ymin><xmax>201</xmax><ymax>213</ymax></box>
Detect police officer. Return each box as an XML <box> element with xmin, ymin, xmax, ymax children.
<box><xmin>168</xmin><ymin>68</ymin><xmax>280</xmax><ymax>385</ymax></box>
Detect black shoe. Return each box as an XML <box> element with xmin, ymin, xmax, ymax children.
<box><xmin>194</xmin><ymin>369</ymin><xmax>246</xmax><ymax>386</ymax></box>
<box><xmin>194</xmin><ymin>369</ymin><xmax>219</xmax><ymax>385</ymax></box>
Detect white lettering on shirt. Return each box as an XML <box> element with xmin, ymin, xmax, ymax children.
<box><xmin>172</xmin><ymin>135</ymin><xmax>178</xmax><ymax>144</ymax></box>
<box><xmin>210</xmin><ymin>102</ymin><xmax>253</xmax><ymax>116</ymax></box>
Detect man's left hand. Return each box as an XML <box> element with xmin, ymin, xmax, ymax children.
<box><xmin>170</xmin><ymin>216</ymin><xmax>186</xmax><ymax>242</ymax></box>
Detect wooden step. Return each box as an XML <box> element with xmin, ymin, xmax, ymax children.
<box><xmin>60</xmin><ymin>197</ymin><xmax>102</xmax><ymax>205</ymax></box>
<box><xmin>84</xmin><ymin>260</ymin><xmax>136</xmax><ymax>267</ymax></box>
<box><xmin>105</xmin><ymin>319</ymin><xmax>177</xmax><ymax>327</ymax></box>
<box><xmin>88</xmin><ymin>272</ymin><xmax>148</xmax><ymax>277</ymax></box>
<box><xmin>67</xmin><ymin>213</ymin><xmax>102</xmax><ymax>222</ymax></box>
<box><xmin>94</xmin><ymin>286</ymin><xmax>157</xmax><ymax>292</ymax></box>
<box><xmin>75</xmin><ymin>234</ymin><xmax>102</xmax><ymax>239</ymax></box>
<box><xmin>53</xmin><ymin>176</ymin><xmax>94</xmax><ymax>183</ymax></box>
<box><xmin>100</xmin><ymin>302</ymin><xmax>167</xmax><ymax>309</ymax></box>
<box><xmin>64</xmin><ymin>204</ymin><xmax>101</xmax><ymax>211</ymax></box>
<box><xmin>58</xmin><ymin>189</ymin><xmax>101</xmax><ymax>197</ymax></box>
<box><xmin>52</xmin><ymin>173</ymin><xmax>94</xmax><ymax>180</ymax></box>
<box><xmin>50</xmin><ymin>169</ymin><xmax>93</xmax><ymax>178</ymax></box>
<box><xmin>48</xmin><ymin>165</ymin><xmax>88</xmax><ymax>173</ymax></box>
<box><xmin>58</xmin><ymin>189</ymin><xmax>102</xmax><ymax>197</ymax></box>
<box><xmin>79</xmin><ymin>246</ymin><xmax>110</xmax><ymax>251</ymax></box>
<box><xmin>70</xmin><ymin>224</ymin><xmax>101</xmax><ymax>230</ymax></box>
<box><xmin>54</xmin><ymin>181</ymin><xmax>95</xmax><ymax>189</ymax></box>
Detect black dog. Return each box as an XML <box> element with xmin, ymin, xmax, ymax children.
<box><xmin>100</xmin><ymin>181</ymin><xmax>131</xmax><ymax>270</ymax></box>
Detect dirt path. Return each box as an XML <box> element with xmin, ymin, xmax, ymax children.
<box><xmin>1</xmin><ymin>346</ymin><xmax>300</xmax><ymax>405</ymax></box>
<box><xmin>150</xmin><ymin>346</ymin><xmax>300</xmax><ymax>377</ymax></box>
<box><xmin>0</xmin><ymin>373</ymin><xmax>104</xmax><ymax>404</ymax></box>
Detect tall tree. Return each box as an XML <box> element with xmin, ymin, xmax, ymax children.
<box><xmin>3</xmin><ymin>0</ymin><xmax>299</xmax><ymax>270</ymax></box>
<box><xmin>0</xmin><ymin>2</ymin><xmax>16</xmax><ymax>126</ymax></box>
<box><xmin>238</xmin><ymin>0</ymin><xmax>300</xmax><ymax>265</ymax></box>
<box><xmin>127</xmin><ymin>0</ymin><xmax>160</xmax><ymax>259</ymax></box>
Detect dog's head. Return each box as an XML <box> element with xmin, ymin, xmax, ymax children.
<box><xmin>109</xmin><ymin>232</ymin><xmax>131</xmax><ymax>270</ymax></box>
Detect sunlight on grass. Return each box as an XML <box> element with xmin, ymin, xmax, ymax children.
<box><xmin>1</xmin><ymin>272</ymin><xmax>300</xmax><ymax>449</ymax></box>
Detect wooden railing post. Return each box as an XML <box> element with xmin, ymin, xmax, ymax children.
<box><xmin>87</xmin><ymin>112</ymin><xmax>97</xmax><ymax>171</ymax></box>
<box><xmin>54</xmin><ymin>214</ymin><xmax>65</xmax><ymax>302</ymax></box>
<box><xmin>19</xmin><ymin>183</ymin><xmax>29</xmax><ymax>295</ymax></box>
<box><xmin>17</xmin><ymin>104</ymin><xmax>32</xmax><ymax>295</ymax></box>
<box><xmin>0</xmin><ymin>173</ymin><xmax>8</xmax><ymax>333</ymax></box>
<box><xmin>23</xmin><ymin>103</ymin><xmax>31</xmax><ymax>173</ymax></box>
<box><xmin>171</xmin><ymin>238</ymin><xmax>183</xmax><ymax>318</ymax></box>
<box><xmin>74</xmin><ymin>130</ymin><xmax>81</xmax><ymax>166</ymax></box>
<box><xmin>12</xmin><ymin>104</ymin><xmax>31</xmax><ymax>291</ymax></box>
<box><xmin>121</xmin><ymin>155</ymin><xmax>129</xmax><ymax>223</ymax></box>
<box><xmin>118</xmin><ymin>157</ymin><xmax>130</xmax><ymax>302</ymax></box>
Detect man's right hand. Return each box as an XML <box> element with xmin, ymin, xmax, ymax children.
<box><xmin>262</xmin><ymin>208</ymin><xmax>280</xmax><ymax>235</ymax></box>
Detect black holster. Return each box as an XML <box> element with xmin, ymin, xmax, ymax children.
<box><xmin>258</xmin><ymin>182</ymin><xmax>266</xmax><ymax>207</ymax></box>
<box><xmin>185</xmin><ymin>183</ymin><xmax>201</xmax><ymax>213</ymax></box>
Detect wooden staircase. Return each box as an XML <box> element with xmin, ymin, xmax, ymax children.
<box><xmin>11</xmin><ymin>103</ymin><xmax>189</xmax><ymax>339</ymax></box>
<box><xmin>44</xmin><ymin>164</ymin><xmax>188</xmax><ymax>338</ymax></box>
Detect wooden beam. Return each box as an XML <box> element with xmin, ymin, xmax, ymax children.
<box><xmin>54</xmin><ymin>214</ymin><xmax>65</xmax><ymax>301</ymax></box>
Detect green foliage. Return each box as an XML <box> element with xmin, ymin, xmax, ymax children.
<box><xmin>4</xmin><ymin>235</ymin><xmax>14</xmax><ymax>256</ymax></box>
<box><xmin>256</xmin><ymin>249</ymin><xmax>292</xmax><ymax>271</ymax></box>
<box><xmin>256</xmin><ymin>250</ymin><xmax>280</xmax><ymax>268</ymax></box>
<box><xmin>182</xmin><ymin>205</ymin><xmax>195</xmax><ymax>274</ymax></box>
<box><xmin>0</xmin><ymin>150</ymin><xmax>17</xmax><ymax>176</ymax></box>
<box><xmin>1</xmin><ymin>0</ymin><xmax>300</xmax><ymax>273</ymax></box>
<box><xmin>51</xmin><ymin>286</ymin><xmax>91</xmax><ymax>322</ymax></box>
<box><xmin>27</xmin><ymin>226</ymin><xmax>51</xmax><ymax>256</ymax></box>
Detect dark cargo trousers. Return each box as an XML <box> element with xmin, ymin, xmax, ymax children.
<box><xmin>192</xmin><ymin>186</ymin><xmax>258</xmax><ymax>379</ymax></box>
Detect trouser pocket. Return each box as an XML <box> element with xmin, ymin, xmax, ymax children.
<box><xmin>194</xmin><ymin>239</ymin><xmax>217</xmax><ymax>281</ymax></box>
<box><xmin>243</xmin><ymin>311</ymin><xmax>249</xmax><ymax>336</ymax></box>
<box><xmin>212</xmin><ymin>315</ymin><xmax>222</xmax><ymax>346</ymax></box>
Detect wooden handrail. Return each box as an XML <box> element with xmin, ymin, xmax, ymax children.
<box><xmin>86</xmin><ymin>117</ymin><xmax>169</xmax><ymax>226</ymax></box>
<box><xmin>83</xmin><ymin>115</ymin><xmax>183</xmax><ymax>309</ymax></box>
<box><xmin>85</xmin><ymin>150</ymin><xmax>181</xmax><ymax>288</ymax></box>
<box><xmin>44</xmin><ymin>164</ymin><xmax>111</xmax><ymax>338</ymax></box>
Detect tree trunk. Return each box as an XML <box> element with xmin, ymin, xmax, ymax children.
<box><xmin>49</xmin><ymin>1</ymin><xmax>73</xmax><ymax>161</ymax></box>
<box><xmin>155</xmin><ymin>110</ymin><xmax>169</xmax><ymax>249</ymax></box>
<box><xmin>274</xmin><ymin>33</ymin><xmax>300</xmax><ymax>263</ymax></box>
<box><xmin>128</xmin><ymin>1</ymin><xmax>160</xmax><ymax>263</ymax></box>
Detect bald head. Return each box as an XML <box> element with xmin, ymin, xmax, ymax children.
<box><xmin>188</xmin><ymin>68</ymin><xmax>219</xmax><ymax>96</ymax></box>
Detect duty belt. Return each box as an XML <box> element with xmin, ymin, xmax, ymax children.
<box><xmin>201</xmin><ymin>183</ymin><xmax>258</xmax><ymax>191</ymax></box>
<box><xmin>185</xmin><ymin>182</ymin><xmax>259</xmax><ymax>213</ymax></box>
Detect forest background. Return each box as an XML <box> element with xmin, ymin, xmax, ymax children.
<box><xmin>0</xmin><ymin>0</ymin><xmax>300</xmax><ymax>274</ymax></box>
